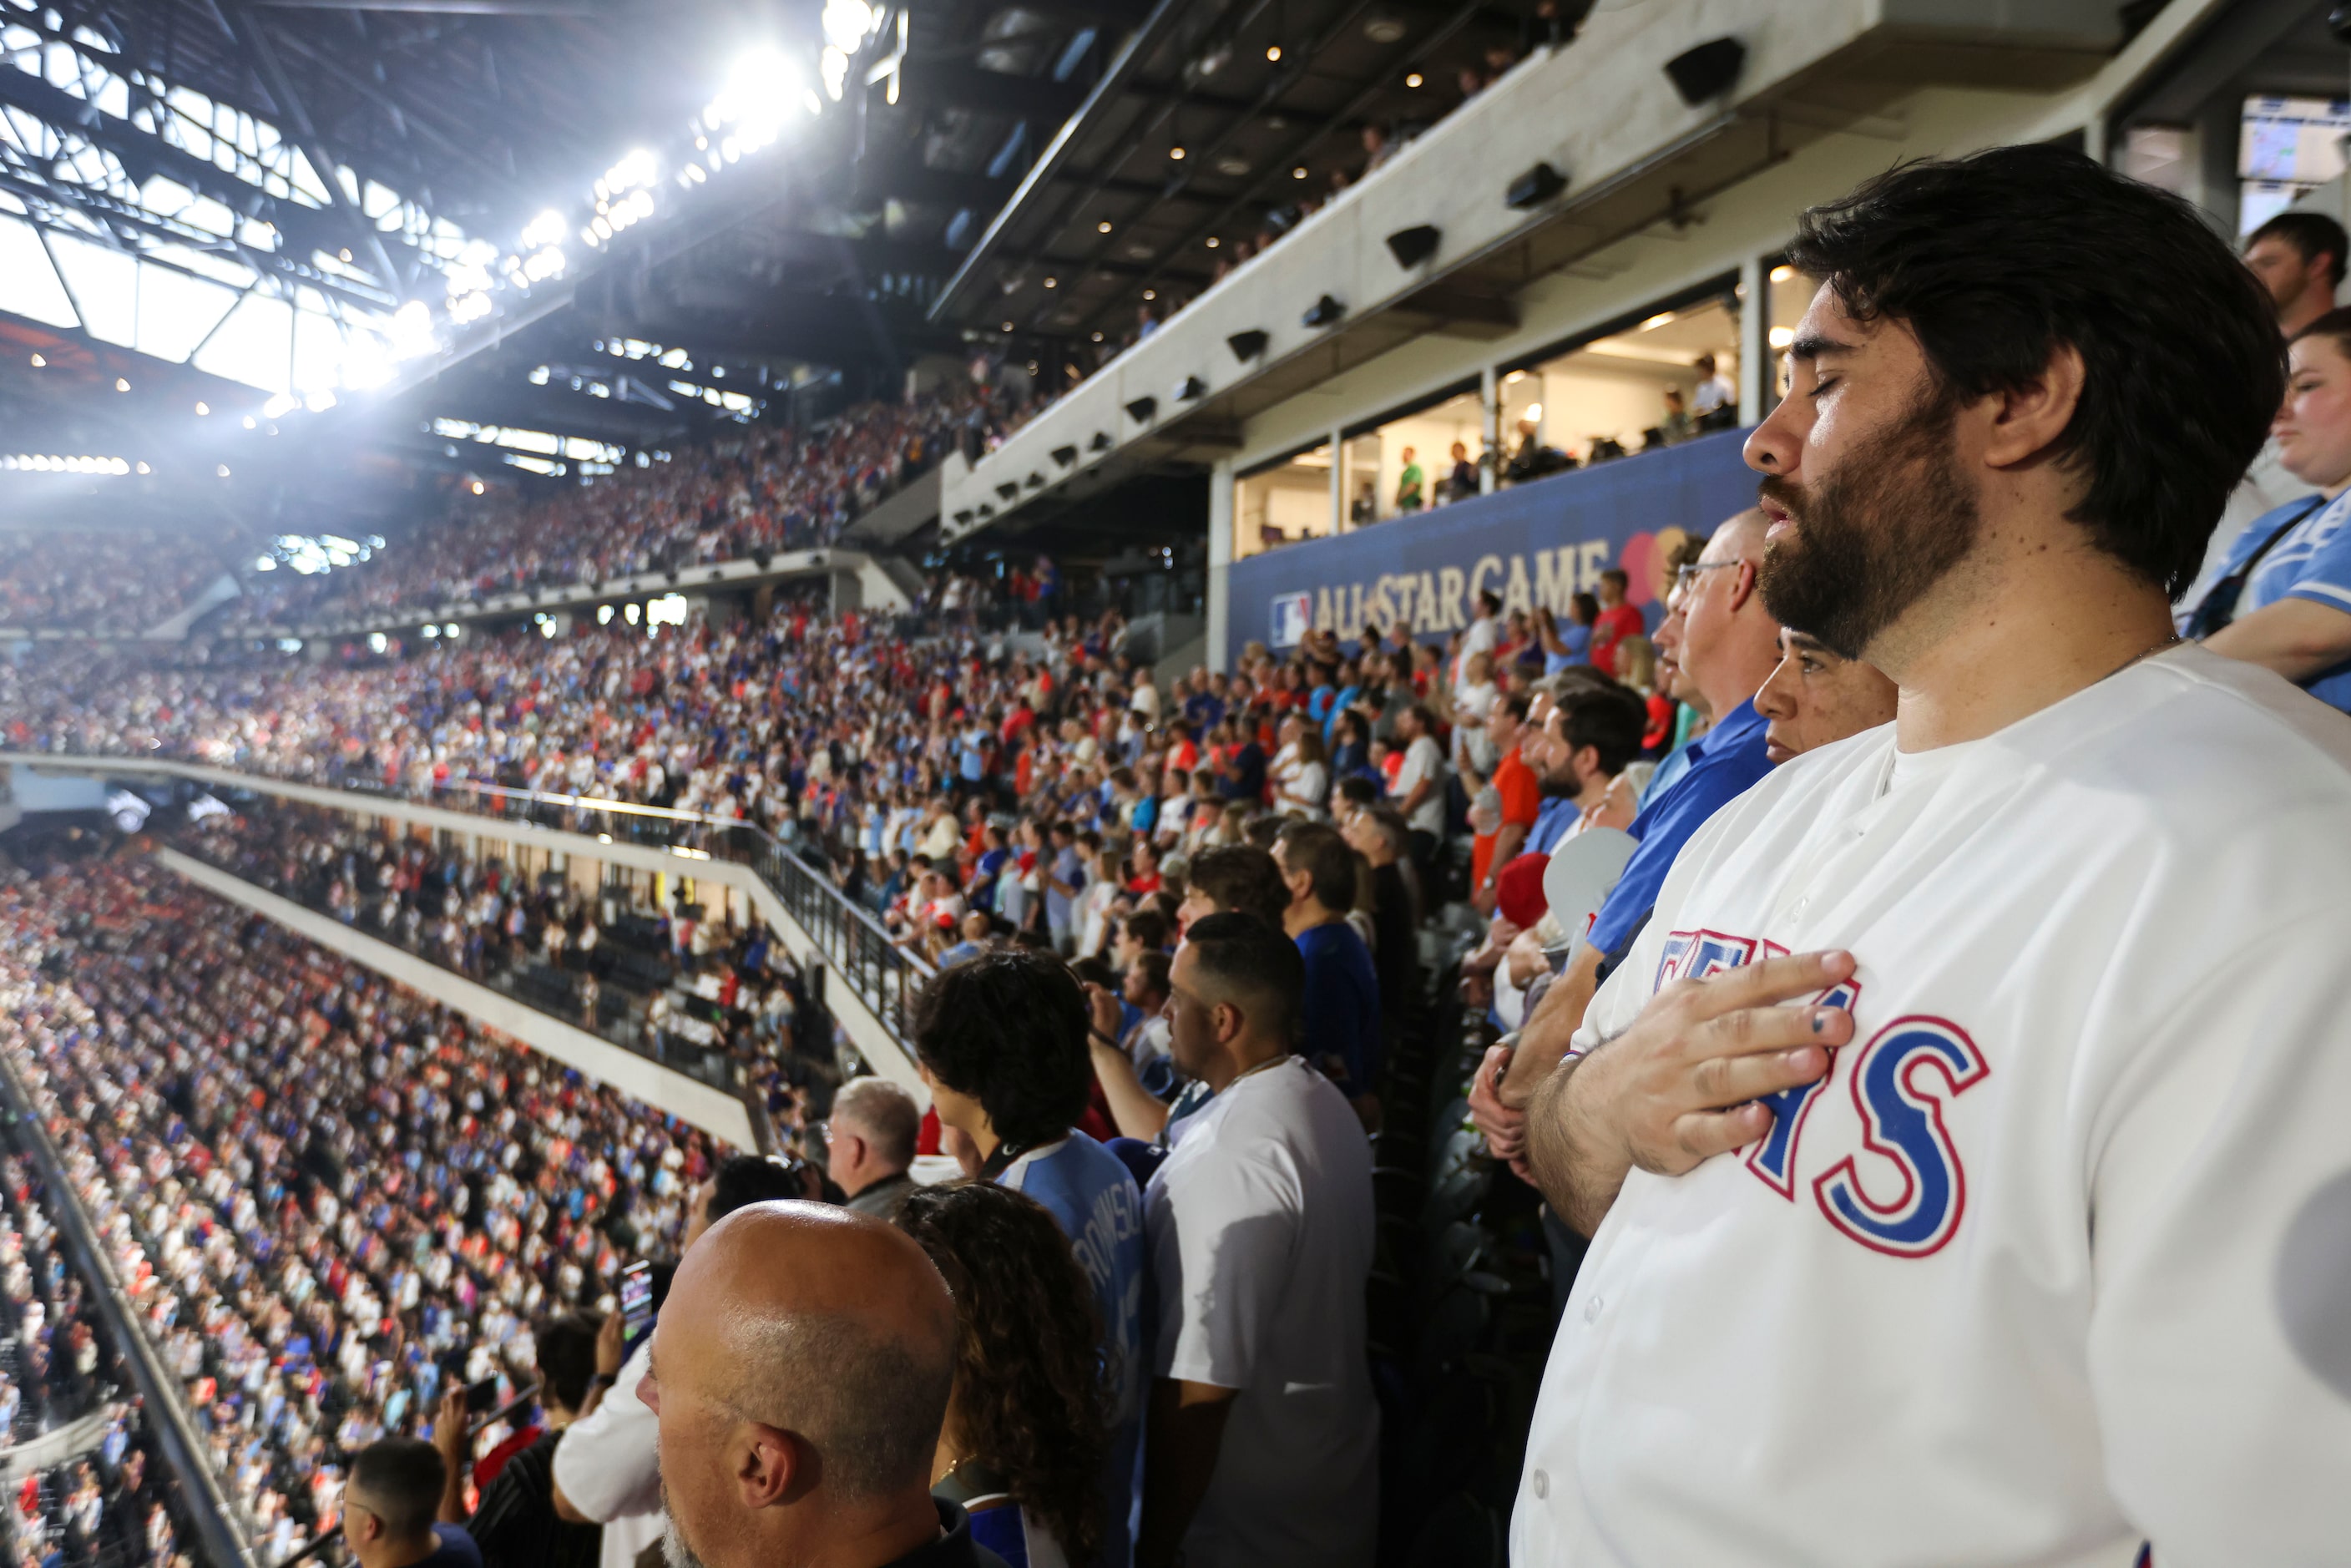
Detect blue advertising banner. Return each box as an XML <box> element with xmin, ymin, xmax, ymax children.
<box><xmin>1225</xmin><ymin>427</ymin><xmax>1761</xmax><ymax>665</ymax></box>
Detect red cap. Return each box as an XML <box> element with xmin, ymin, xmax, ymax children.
<box><xmin>1496</xmin><ymin>852</ymin><xmax>1550</xmax><ymax>931</ymax></box>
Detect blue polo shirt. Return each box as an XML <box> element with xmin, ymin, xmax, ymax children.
<box><xmin>1586</xmin><ymin>699</ymin><xmax>1773</xmax><ymax>962</ymax></box>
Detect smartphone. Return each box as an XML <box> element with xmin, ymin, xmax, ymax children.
<box><xmin>464</xmin><ymin>1375</ymin><xmax>501</xmax><ymax>1416</ymax></box>
<box><xmin>619</xmin><ymin>1260</ymin><xmax>656</xmax><ymax>1356</ymax></box>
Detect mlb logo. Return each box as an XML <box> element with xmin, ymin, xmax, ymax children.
<box><xmin>1270</xmin><ymin>591</ymin><xmax>1312</xmax><ymax>648</ymax></box>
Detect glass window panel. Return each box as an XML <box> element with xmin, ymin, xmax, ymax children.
<box><xmin>0</xmin><ymin>215</ymin><xmax>79</xmax><ymax>328</ymax></box>
<box><xmin>47</xmin><ymin>230</ymin><xmax>136</xmax><ymax>346</ymax></box>
<box><xmin>1235</xmin><ymin>443</ymin><xmax>1332</xmax><ymax>559</ymax></box>
<box><xmin>1500</xmin><ymin>293</ymin><xmax>1740</xmax><ymax>487</ymax></box>
<box><xmin>291</xmin><ymin>303</ymin><xmax>348</xmax><ymax>396</ymax></box>
<box><xmin>194</xmin><ymin>291</ymin><xmax>294</xmax><ymax>392</ymax></box>
<box><xmin>135</xmin><ymin>260</ymin><xmax>239</xmax><ymax>362</ymax></box>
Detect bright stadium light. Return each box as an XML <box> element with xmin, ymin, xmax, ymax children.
<box><xmin>822</xmin><ymin>0</ymin><xmax>875</xmax><ymax>52</ymax></box>
<box><xmin>521</xmin><ymin>210</ymin><xmax>569</xmax><ymax>250</ymax></box>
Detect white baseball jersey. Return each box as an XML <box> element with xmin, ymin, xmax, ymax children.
<box><xmin>1513</xmin><ymin>645</ymin><xmax>2351</xmax><ymax>1566</ymax></box>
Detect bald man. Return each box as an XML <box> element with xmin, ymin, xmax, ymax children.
<box><xmin>1494</xmin><ymin>510</ymin><xmax>1782</xmax><ymax>1115</ymax></box>
<box><xmin>640</xmin><ymin>1201</ymin><xmax>999</xmax><ymax>1568</ymax></box>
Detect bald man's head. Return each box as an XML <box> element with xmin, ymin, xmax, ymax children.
<box><xmin>645</xmin><ymin>1202</ymin><xmax>955</xmax><ymax>1568</ymax></box>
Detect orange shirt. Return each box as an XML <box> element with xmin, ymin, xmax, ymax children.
<box><xmin>1473</xmin><ymin>747</ymin><xmax>1544</xmax><ymax>891</ymax></box>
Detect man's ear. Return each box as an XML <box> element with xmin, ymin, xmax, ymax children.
<box><xmin>1979</xmin><ymin>341</ymin><xmax>2086</xmax><ymax>471</ymax></box>
<box><xmin>738</xmin><ymin>1421</ymin><xmax>809</xmax><ymax>1510</ymax></box>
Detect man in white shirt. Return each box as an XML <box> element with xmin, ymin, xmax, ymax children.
<box><xmin>1390</xmin><ymin>703</ymin><xmax>1448</xmax><ymax>878</ymax></box>
<box><xmin>1514</xmin><ymin>144</ymin><xmax>2350</xmax><ymax>1563</ymax></box>
<box><xmin>551</xmin><ymin>1156</ymin><xmax>810</xmax><ymax>1568</ymax></box>
<box><xmin>1139</xmin><ymin>914</ymin><xmax>1375</xmax><ymax>1568</ymax></box>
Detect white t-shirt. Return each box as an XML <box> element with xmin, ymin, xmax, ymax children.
<box><xmin>550</xmin><ymin>1338</ymin><xmax>664</xmax><ymax>1568</ymax></box>
<box><xmin>1514</xmin><ymin>646</ymin><xmax>2351</xmax><ymax>1565</ymax></box>
<box><xmin>1394</xmin><ymin>735</ymin><xmax>1448</xmax><ymax>836</ymax></box>
<box><xmin>1146</xmin><ymin>1057</ymin><xmax>1378</xmax><ymax>1568</ymax></box>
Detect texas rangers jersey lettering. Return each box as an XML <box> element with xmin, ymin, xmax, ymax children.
<box><xmin>1655</xmin><ymin>931</ymin><xmax>1987</xmax><ymax>1257</ymax></box>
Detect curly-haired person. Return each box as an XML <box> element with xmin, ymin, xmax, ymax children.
<box><xmin>911</xmin><ymin>949</ymin><xmax>1145</xmax><ymax>1565</ymax></box>
<box><xmin>898</xmin><ymin>1182</ymin><xmax>1112</xmax><ymax>1568</ymax></box>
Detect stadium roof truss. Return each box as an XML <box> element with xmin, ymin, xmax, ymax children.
<box><xmin>0</xmin><ymin>0</ymin><xmax>498</xmax><ymax>401</ymax></box>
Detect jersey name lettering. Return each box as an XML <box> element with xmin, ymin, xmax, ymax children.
<box><xmin>1656</xmin><ymin>930</ymin><xmax>1989</xmax><ymax>1258</ymax></box>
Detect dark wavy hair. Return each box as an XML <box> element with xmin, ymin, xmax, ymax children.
<box><xmin>896</xmin><ymin>1181</ymin><xmax>1109</xmax><ymax>1562</ymax></box>
<box><xmin>910</xmin><ymin>948</ymin><xmax>1091</xmax><ymax>1150</ymax></box>
<box><xmin>1787</xmin><ymin>144</ymin><xmax>2283</xmax><ymax>599</ymax></box>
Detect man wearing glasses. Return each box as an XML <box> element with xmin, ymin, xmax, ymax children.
<box><xmin>1489</xmin><ymin>509</ymin><xmax>1783</xmax><ymax>1121</ymax></box>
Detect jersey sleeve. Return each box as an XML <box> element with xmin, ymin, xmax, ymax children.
<box><xmin>1152</xmin><ymin>1149</ymin><xmax>1299</xmax><ymax>1390</ymax></box>
<box><xmin>2281</xmin><ymin>512</ymin><xmax>2351</xmax><ymax>616</ymax></box>
<box><xmin>2084</xmin><ymin>913</ymin><xmax>2351</xmax><ymax>1560</ymax></box>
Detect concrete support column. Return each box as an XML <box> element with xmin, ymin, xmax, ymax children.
<box><xmin>1737</xmin><ymin>252</ymin><xmax>1768</xmax><ymax>426</ymax></box>
<box><xmin>1327</xmin><ymin>426</ymin><xmax>1345</xmax><ymax>534</ymax></box>
<box><xmin>1206</xmin><ymin>458</ymin><xmax>1235</xmax><ymax>673</ymax></box>
<box><xmin>1480</xmin><ymin>363</ymin><xmax>1499</xmax><ymax>493</ymax></box>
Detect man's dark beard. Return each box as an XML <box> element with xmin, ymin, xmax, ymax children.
<box><xmin>1756</xmin><ymin>386</ymin><xmax>1980</xmax><ymax>661</ymax></box>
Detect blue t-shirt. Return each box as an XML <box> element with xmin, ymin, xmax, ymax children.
<box><xmin>1296</xmin><ymin>920</ymin><xmax>1383</xmax><ymax>1099</ymax></box>
<box><xmin>1044</xmin><ymin>846</ymin><xmax>1085</xmax><ymax>928</ymax></box>
<box><xmin>1000</xmin><ymin>1133</ymin><xmax>1146</xmax><ymax>1566</ymax></box>
<box><xmin>2205</xmin><ymin>491</ymin><xmax>2351</xmax><ymax>711</ymax></box>
<box><xmin>1545</xmin><ymin>623</ymin><xmax>1594</xmax><ymax>673</ymax></box>
<box><xmin>1587</xmin><ymin>699</ymin><xmax>1774</xmax><ymax>962</ymax></box>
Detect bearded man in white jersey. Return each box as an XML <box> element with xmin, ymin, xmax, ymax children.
<box><xmin>1513</xmin><ymin>144</ymin><xmax>2351</xmax><ymax>1565</ymax></box>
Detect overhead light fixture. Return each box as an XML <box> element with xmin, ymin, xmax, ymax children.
<box><xmin>1505</xmin><ymin>161</ymin><xmax>1568</xmax><ymax>209</ymax></box>
<box><xmin>28</xmin><ymin>355</ymin><xmax>43</xmax><ymax>367</ymax></box>
<box><xmin>1206</xmin><ymin>236</ymin><xmax>1221</xmax><ymax>249</ymax></box>
<box><xmin>1404</xmin><ymin>72</ymin><xmax>1423</xmax><ymax>88</ymax></box>
<box><xmin>1044</xmin><ymin>276</ymin><xmax>1058</xmax><ymax>288</ymax></box>
<box><xmin>1385</xmin><ymin>223</ymin><xmax>1440</xmax><ymax>268</ymax></box>
<box><xmin>1175</xmin><ymin>374</ymin><xmax>1207</xmax><ymax>401</ymax></box>
<box><xmin>996</xmin><ymin>482</ymin><xmax>1019</xmax><ymax>499</ymax></box>
<box><xmin>1051</xmin><ymin>444</ymin><xmax>1079</xmax><ymax>466</ymax></box>
<box><xmin>114</xmin><ymin>377</ymin><xmax>129</xmax><ymax>392</ymax></box>
<box><xmin>1266</xmin><ymin>44</ymin><xmax>1282</xmax><ymax>61</ymax></box>
<box><xmin>1216</xmin><ymin>154</ymin><xmax>1250</xmax><ymax>177</ymax></box>
<box><xmin>1001</xmin><ymin>321</ymin><xmax>1014</xmax><ymax>332</ymax></box>
<box><xmin>1098</xmin><ymin>220</ymin><xmax>1114</xmax><ymax>233</ymax></box>
<box><xmin>1292</xmin><ymin>166</ymin><xmax>1308</xmax><ymax>180</ymax></box>
<box><xmin>1664</xmin><ymin>37</ymin><xmax>1746</xmax><ymax>104</ymax></box>
<box><xmin>194</xmin><ymin>402</ymin><xmax>209</xmax><ymax>415</ymax></box>
<box><xmin>1125</xmin><ymin>396</ymin><xmax>1158</xmax><ymax>423</ymax></box>
<box><xmin>1227</xmin><ymin>328</ymin><xmax>1269</xmax><ymax>361</ymax></box>
<box><xmin>1364</xmin><ymin>16</ymin><xmax>1406</xmax><ymax>43</ymax></box>
<box><xmin>1090</xmin><ymin>431</ymin><xmax>1113</xmax><ymax>452</ymax></box>
<box><xmin>1143</xmin><ymin>288</ymin><xmax>1156</xmax><ymax>301</ymax></box>
<box><xmin>1302</xmin><ymin>294</ymin><xmax>1345</xmax><ymax>328</ymax></box>
<box><xmin>1170</xmin><ymin>146</ymin><xmax>1186</xmax><ymax>160</ymax></box>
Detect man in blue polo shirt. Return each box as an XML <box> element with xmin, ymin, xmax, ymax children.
<box><xmin>1489</xmin><ymin>511</ymin><xmax>1782</xmax><ymax>1121</ymax></box>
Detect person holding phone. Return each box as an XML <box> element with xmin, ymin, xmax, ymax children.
<box><xmin>433</xmin><ymin>1313</ymin><xmax>603</xmax><ymax>1568</ymax></box>
<box><xmin>550</xmin><ymin>1156</ymin><xmax>815</xmax><ymax>1568</ymax></box>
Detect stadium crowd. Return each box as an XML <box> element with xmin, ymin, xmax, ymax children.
<box><xmin>0</xmin><ymin>859</ymin><xmax>726</xmax><ymax>1563</ymax></box>
<box><xmin>0</xmin><ymin>1137</ymin><xmax>198</xmax><ymax>1568</ymax></box>
<box><xmin>173</xmin><ymin>798</ymin><xmax>828</xmax><ymax>1147</ymax></box>
<box><xmin>0</xmin><ymin>532</ymin><xmax>230</xmax><ymax>637</ymax></box>
<box><xmin>225</xmin><ymin>389</ymin><xmax>987</xmax><ymax>633</ymax></box>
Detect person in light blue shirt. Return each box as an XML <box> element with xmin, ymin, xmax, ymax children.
<box><xmin>913</xmin><ymin>949</ymin><xmax>1149</xmax><ymax>1568</ymax></box>
<box><xmin>1044</xmin><ymin>822</ymin><xmax>1087</xmax><ymax>952</ymax></box>
<box><xmin>2197</xmin><ymin>311</ymin><xmax>2351</xmax><ymax>711</ymax></box>
<box><xmin>1584</xmin><ymin>698</ymin><xmax>1772</xmax><ymax>964</ymax></box>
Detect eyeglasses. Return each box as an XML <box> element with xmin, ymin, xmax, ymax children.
<box><xmin>1673</xmin><ymin>560</ymin><xmax>1745</xmax><ymax>589</ymax></box>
